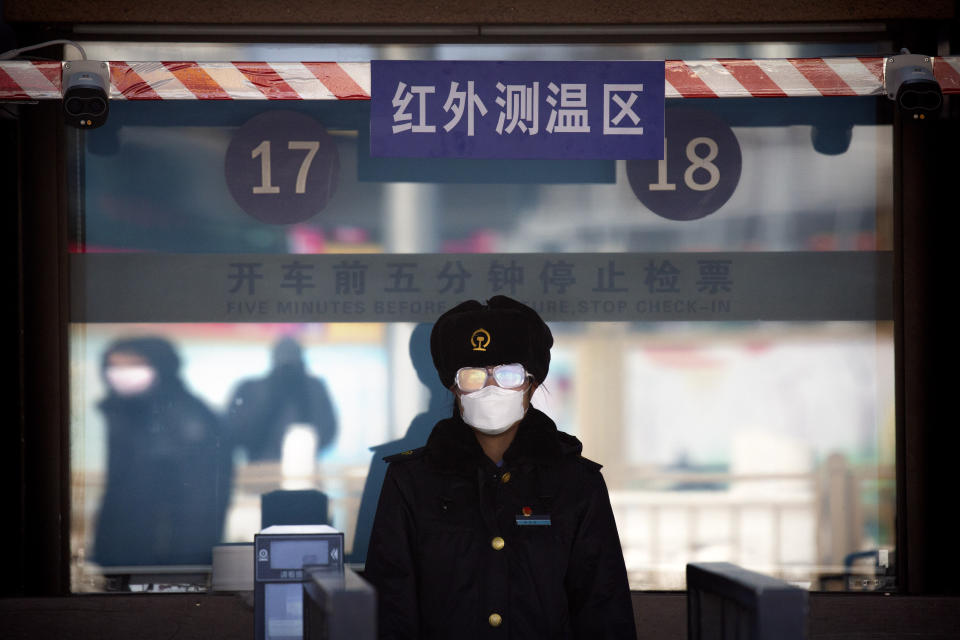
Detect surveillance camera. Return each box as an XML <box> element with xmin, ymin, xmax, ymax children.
<box><xmin>62</xmin><ymin>60</ymin><xmax>110</xmax><ymax>129</ymax></box>
<box><xmin>883</xmin><ymin>52</ymin><xmax>942</xmax><ymax>115</ymax></box>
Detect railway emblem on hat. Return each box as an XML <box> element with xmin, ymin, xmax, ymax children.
<box><xmin>470</xmin><ymin>328</ymin><xmax>491</xmax><ymax>352</ymax></box>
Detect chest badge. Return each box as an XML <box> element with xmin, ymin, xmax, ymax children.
<box><xmin>516</xmin><ymin>506</ymin><xmax>551</xmax><ymax>526</ymax></box>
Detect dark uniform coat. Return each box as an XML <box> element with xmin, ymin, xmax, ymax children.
<box><xmin>364</xmin><ymin>408</ymin><xmax>636</xmax><ymax>639</ymax></box>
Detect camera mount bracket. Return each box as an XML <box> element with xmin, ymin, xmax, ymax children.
<box><xmin>62</xmin><ymin>60</ymin><xmax>110</xmax><ymax>92</ymax></box>
<box><xmin>883</xmin><ymin>53</ymin><xmax>934</xmax><ymax>99</ymax></box>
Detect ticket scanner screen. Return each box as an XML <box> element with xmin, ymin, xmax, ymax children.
<box><xmin>270</xmin><ymin>540</ymin><xmax>329</xmax><ymax>569</ymax></box>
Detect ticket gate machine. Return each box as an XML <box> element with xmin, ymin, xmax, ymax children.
<box><xmin>254</xmin><ymin>525</ymin><xmax>344</xmax><ymax>640</ymax></box>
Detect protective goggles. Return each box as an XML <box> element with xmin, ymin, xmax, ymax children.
<box><xmin>455</xmin><ymin>363</ymin><xmax>529</xmax><ymax>393</ymax></box>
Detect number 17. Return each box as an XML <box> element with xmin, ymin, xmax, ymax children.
<box><xmin>251</xmin><ymin>140</ymin><xmax>321</xmax><ymax>195</ymax></box>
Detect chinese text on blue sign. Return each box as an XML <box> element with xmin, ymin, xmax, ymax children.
<box><xmin>370</xmin><ymin>61</ymin><xmax>665</xmax><ymax>159</ymax></box>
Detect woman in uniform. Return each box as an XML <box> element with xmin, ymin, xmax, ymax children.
<box><xmin>365</xmin><ymin>296</ymin><xmax>636</xmax><ymax>639</ymax></box>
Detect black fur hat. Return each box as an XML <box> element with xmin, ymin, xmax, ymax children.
<box><xmin>430</xmin><ymin>296</ymin><xmax>553</xmax><ymax>388</ymax></box>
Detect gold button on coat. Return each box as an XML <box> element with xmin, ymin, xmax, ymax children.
<box><xmin>488</xmin><ymin>613</ymin><xmax>502</xmax><ymax>627</ymax></box>
<box><xmin>500</xmin><ymin>471</ymin><xmax>511</xmax><ymax>483</ymax></box>
<box><xmin>491</xmin><ymin>536</ymin><xmax>505</xmax><ymax>551</ymax></box>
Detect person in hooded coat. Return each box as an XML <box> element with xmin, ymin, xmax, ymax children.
<box><xmin>364</xmin><ymin>296</ymin><xmax>636</xmax><ymax>639</ymax></box>
<box><xmin>93</xmin><ymin>336</ymin><xmax>231</xmax><ymax>567</ymax></box>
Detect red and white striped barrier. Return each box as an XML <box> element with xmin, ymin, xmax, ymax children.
<box><xmin>2</xmin><ymin>58</ymin><xmax>959</xmax><ymax>101</ymax></box>
<box><xmin>0</xmin><ymin>60</ymin><xmax>62</xmax><ymax>99</ymax></box>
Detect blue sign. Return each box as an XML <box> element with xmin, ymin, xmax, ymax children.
<box><xmin>370</xmin><ymin>61</ymin><xmax>665</xmax><ymax>159</ymax></box>
<box><xmin>626</xmin><ymin>107</ymin><xmax>742</xmax><ymax>221</ymax></box>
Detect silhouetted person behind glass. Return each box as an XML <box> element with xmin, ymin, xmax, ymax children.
<box><xmin>350</xmin><ymin>323</ymin><xmax>449</xmax><ymax>563</ymax></box>
<box><xmin>226</xmin><ymin>337</ymin><xmax>337</xmax><ymax>463</ymax></box>
<box><xmin>93</xmin><ymin>337</ymin><xmax>230</xmax><ymax>567</ymax></box>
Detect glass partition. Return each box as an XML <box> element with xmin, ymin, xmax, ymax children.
<box><xmin>68</xmin><ymin>41</ymin><xmax>895</xmax><ymax>592</ymax></box>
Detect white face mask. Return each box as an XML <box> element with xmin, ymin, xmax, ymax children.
<box><xmin>105</xmin><ymin>365</ymin><xmax>157</xmax><ymax>396</ymax></box>
<box><xmin>459</xmin><ymin>385</ymin><xmax>527</xmax><ymax>435</ymax></box>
